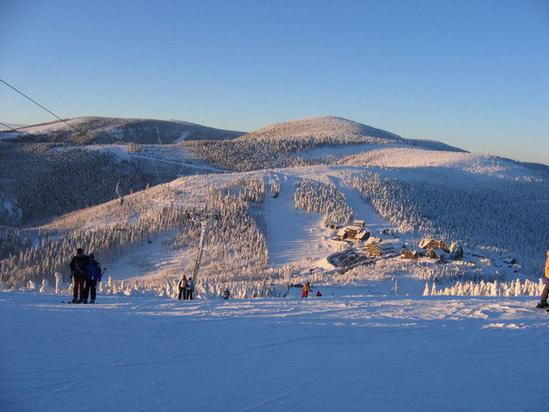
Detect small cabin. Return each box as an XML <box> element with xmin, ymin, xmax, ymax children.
<box><xmin>401</xmin><ymin>247</ymin><xmax>423</xmax><ymax>260</ymax></box>
<box><xmin>337</xmin><ymin>226</ymin><xmax>370</xmax><ymax>240</ymax></box>
<box><xmin>353</xmin><ymin>219</ymin><xmax>365</xmax><ymax>228</ymax></box>
<box><xmin>425</xmin><ymin>248</ymin><xmax>450</xmax><ymax>260</ymax></box>
<box><xmin>355</xmin><ymin>230</ymin><xmax>370</xmax><ymax>242</ymax></box>
<box><xmin>419</xmin><ymin>238</ymin><xmax>449</xmax><ymax>252</ymax></box>
<box><xmin>503</xmin><ymin>257</ymin><xmax>517</xmax><ymax>265</ymax></box>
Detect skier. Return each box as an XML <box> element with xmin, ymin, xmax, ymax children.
<box><xmin>223</xmin><ymin>288</ymin><xmax>231</xmax><ymax>300</ymax></box>
<box><xmin>69</xmin><ymin>248</ymin><xmax>88</xmax><ymax>303</ymax></box>
<box><xmin>536</xmin><ymin>250</ymin><xmax>549</xmax><ymax>308</ymax></box>
<box><xmin>187</xmin><ymin>277</ymin><xmax>195</xmax><ymax>300</ymax></box>
<box><xmin>178</xmin><ymin>276</ymin><xmax>188</xmax><ymax>301</ymax></box>
<box><xmin>301</xmin><ymin>281</ymin><xmax>311</xmax><ymax>298</ymax></box>
<box><xmin>83</xmin><ymin>254</ymin><xmax>102</xmax><ymax>304</ymax></box>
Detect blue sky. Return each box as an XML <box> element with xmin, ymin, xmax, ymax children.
<box><xmin>1</xmin><ymin>0</ymin><xmax>548</xmax><ymax>163</ymax></box>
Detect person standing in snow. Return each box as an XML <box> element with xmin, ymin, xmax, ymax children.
<box><xmin>187</xmin><ymin>277</ymin><xmax>195</xmax><ymax>300</ymax></box>
<box><xmin>536</xmin><ymin>250</ymin><xmax>549</xmax><ymax>308</ymax></box>
<box><xmin>301</xmin><ymin>282</ymin><xmax>311</xmax><ymax>298</ymax></box>
<box><xmin>223</xmin><ymin>288</ymin><xmax>230</xmax><ymax>300</ymax></box>
<box><xmin>69</xmin><ymin>248</ymin><xmax>88</xmax><ymax>303</ymax></box>
<box><xmin>83</xmin><ymin>253</ymin><xmax>102</xmax><ymax>304</ymax></box>
<box><xmin>178</xmin><ymin>276</ymin><xmax>188</xmax><ymax>300</ymax></box>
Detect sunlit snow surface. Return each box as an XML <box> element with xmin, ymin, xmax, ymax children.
<box><xmin>0</xmin><ymin>291</ymin><xmax>547</xmax><ymax>411</ymax></box>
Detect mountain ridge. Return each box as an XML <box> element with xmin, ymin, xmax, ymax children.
<box><xmin>238</xmin><ymin>115</ymin><xmax>465</xmax><ymax>152</ymax></box>
<box><xmin>0</xmin><ymin>116</ymin><xmax>245</xmax><ymax>144</ymax></box>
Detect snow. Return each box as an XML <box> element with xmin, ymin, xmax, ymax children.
<box><xmin>242</xmin><ymin>116</ymin><xmax>406</xmax><ymax>143</ymax></box>
<box><xmin>9</xmin><ymin>116</ymin><xmax>244</xmax><ymax>144</ymax></box>
<box><xmin>1</xmin><ymin>291</ymin><xmax>547</xmax><ymax>411</ymax></box>
<box><xmin>63</xmin><ymin>144</ymin><xmax>223</xmax><ymax>172</ymax></box>
<box><xmin>296</xmin><ymin>143</ymin><xmax>391</xmax><ymax>160</ymax></box>
<box><xmin>3</xmin><ymin>121</ymin><xmax>549</xmax><ymax>410</ymax></box>
<box><xmin>101</xmin><ymin>231</ymin><xmax>186</xmax><ymax>281</ymax></box>
<box><xmin>263</xmin><ymin>173</ymin><xmax>335</xmax><ymax>267</ymax></box>
<box><xmin>18</xmin><ymin>117</ymin><xmax>91</xmax><ymax>134</ymax></box>
<box><xmin>343</xmin><ymin>147</ymin><xmax>537</xmax><ymax>180</ymax></box>
<box><xmin>327</xmin><ymin>174</ymin><xmax>392</xmax><ymax>234</ymax></box>
<box><xmin>174</xmin><ymin>130</ymin><xmax>192</xmax><ymax>143</ymax></box>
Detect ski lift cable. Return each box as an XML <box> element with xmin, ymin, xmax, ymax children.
<box><xmin>2</xmin><ymin>78</ymin><xmax>216</xmax><ymax>226</ymax></box>
<box><xmin>0</xmin><ymin>77</ymin><xmax>174</xmax><ymax>201</ymax></box>
<box><xmin>0</xmin><ymin>77</ymin><xmax>187</xmax><ymax>194</ymax></box>
<box><xmin>0</xmin><ymin>120</ymin><xmax>25</xmax><ymax>134</ymax></box>
<box><xmin>0</xmin><ymin>77</ymin><xmax>130</xmax><ymax>162</ymax></box>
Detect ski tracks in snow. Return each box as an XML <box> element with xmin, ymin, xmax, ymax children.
<box><xmin>1</xmin><ymin>293</ymin><xmax>548</xmax><ymax>411</ymax></box>
<box><xmin>263</xmin><ymin>173</ymin><xmax>329</xmax><ymax>267</ymax></box>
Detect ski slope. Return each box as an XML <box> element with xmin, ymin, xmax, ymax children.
<box><xmin>263</xmin><ymin>173</ymin><xmax>334</xmax><ymax>267</ymax></box>
<box><xmin>1</xmin><ymin>291</ymin><xmax>547</xmax><ymax>411</ymax></box>
<box><xmin>327</xmin><ymin>174</ymin><xmax>392</xmax><ymax>234</ymax></box>
<box><xmin>2</xmin><ymin>114</ymin><xmax>548</xmax><ymax>411</ymax></box>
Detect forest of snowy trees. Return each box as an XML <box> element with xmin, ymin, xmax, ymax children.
<box><xmin>3</xmin><ymin>116</ymin><xmax>244</xmax><ymax>144</ymax></box>
<box><xmin>293</xmin><ymin>179</ymin><xmax>353</xmax><ymax>227</ymax></box>
<box><xmin>0</xmin><ymin>142</ymin><xmax>203</xmax><ymax>225</ymax></box>
<box><xmin>1</xmin><ymin>114</ymin><xmax>547</xmax><ymax>298</ymax></box>
<box><xmin>0</xmin><ymin>176</ymin><xmax>274</xmax><ymax>289</ymax></box>
<box><xmin>349</xmin><ymin>172</ymin><xmax>549</xmax><ymax>274</ymax></box>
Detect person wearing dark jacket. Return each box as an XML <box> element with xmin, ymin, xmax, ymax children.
<box><xmin>69</xmin><ymin>248</ymin><xmax>88</xmax><ymax>303</ymax></box>
<box><xmin>187</xmin><ymin>277</ymin><xmax>195</xmax><ymax>300</ymax></box>
<box><xmin>536</xmin><ymin>250</ymin><xmax>549</xmax><ymax>308</ymax></box>
<box><xmin>83</xmin><ymin>253</ymin><xmax>102</xmax><ymax>304</ymax></box>
<box><xmin>178</xmin><ymin>276</ymin><xmax>188</xmax><ymax>300</ymax></box>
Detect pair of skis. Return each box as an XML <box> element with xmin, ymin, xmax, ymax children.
<box><xmin>62</xmin><ymin>301</ymin><xmax>96</xmax><ymax>304</ymax></box>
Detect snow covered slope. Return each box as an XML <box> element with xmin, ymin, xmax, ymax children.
<box><xmin>2</xmin><ymin>152</ymin><xmax>546</xmax><ymax>298</ymax></box>
<box><xmin>1</xmin><ymin>115</ymin><xmax>470</xmax><ymax>226</ymax></box>
<box><xmin>241</xmin><ymin>115</ymin><xmax>404</xmax><ymax>142</ymax></box>
<box><xmin>263</xmin><ymin>173</ymin><xmax>330</xmax><ymax>267</ymax></box>
<box><xmin>238</xmin><ymin>116</ymin><xmax>463</xmax><ymax>152</ymax></box>
<box><xmin>1</xmin><ymin>115</ymin><xmax>547</xmax><ymax>412</ymax></box>
<box><xmin>0</xmin><ymin>142</ymin><xmax>221</xmax><ymax>226</ymax></box>
<box><xmin>1</xmin><ymin>115</ymin><xmax>547</xmax><ymax>297</ymax></box>
<box><xmin>181</xmin><ymin>116</ymin><xmax>465</xmax><ymax>173</ymax></box>
<box><xmin>0</xmin><ymin>116</ymin><xmax>244</xmax><ymax>144</ymax></box>
<box><xmin>342</xmin><ymin>147</ymin><xmax>535</xmax><ymax>178</ymax></box>
<box><xmin>1</xmin><ymin>292</ymin><xmax>548</xmax><ymax>411</ymax></box>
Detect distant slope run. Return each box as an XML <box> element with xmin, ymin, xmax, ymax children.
<box><xmin>2</xmin><ymin>116</ymin><xmax>244</xmax><ymax>144</ymax></box>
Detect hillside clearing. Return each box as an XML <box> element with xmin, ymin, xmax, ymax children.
<box><xmin>263</xmin><ymin>174</ymin><xmax>333</xmax><ymax>267</ymax></box>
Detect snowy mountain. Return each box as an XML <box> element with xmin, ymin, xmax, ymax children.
<box><xmin>0</xmin><ymin>116</ymin><xmax>244</xmax><ymax>144</ymax></box>
<box><xmin>0</xmin><ymin>122</ymin><xmax>26</xmax><ymax>131</ymax></box>
<box><xmin>180</xmin><ymin>116</ymin><xmax>465</xmax><ymax>172</ymax></box>
<box><xmin>0</xmin><ymin>116</ymin><xmax>244</xmax><ymax>225</ymax></box>
<box><xmin>0</xmin><ymin>141</ymin><xmax>219</xmax><ymax>226</ymax></box>
<box><xmin>238</xmin><ymin>116</ymin><xmax>463</xmax><ymax>152</ymax></box>
<box><xmin>2</xmin><ymin>114</ymin><xmax>548</xmax><ymax>412</ymax></box>
<box><xmin>1</xmin><ymin>115</ymin><xmax>547</xmax><ymax>296</ymax></box>
<box><xmin>241</xmin><ymin>116</ymin><xmax>404</xmax><ymax>142</ymax></box>
<box><xmin>2</xmin><ymin>157</ymin><xmax>547</xmax><ymax>294</ymax></box>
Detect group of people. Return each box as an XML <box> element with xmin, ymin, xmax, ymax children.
<box><xmin>301</xmin><ymin>281</ymin><xmax>322</xmax><ymax>298</ymax></box>
<box><xmin>177</xmin><ymin>276</ymin><xmax>196</xmax><ymax>300</ymax></box>
<box><xmin>69</xmin><ymin>248</ymin><xmax>103</xmax><ymax>304</ymax></box>
<box><xmin>65</xmin><ymin>247</ymin><xmax>548</xmax><ymax>306</ymax></box>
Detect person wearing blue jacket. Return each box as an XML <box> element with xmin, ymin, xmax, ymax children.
<box><xmin>83</xmin><ymin>253</ymin><xmax>102</xmax><ymax>304</ymax></box>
